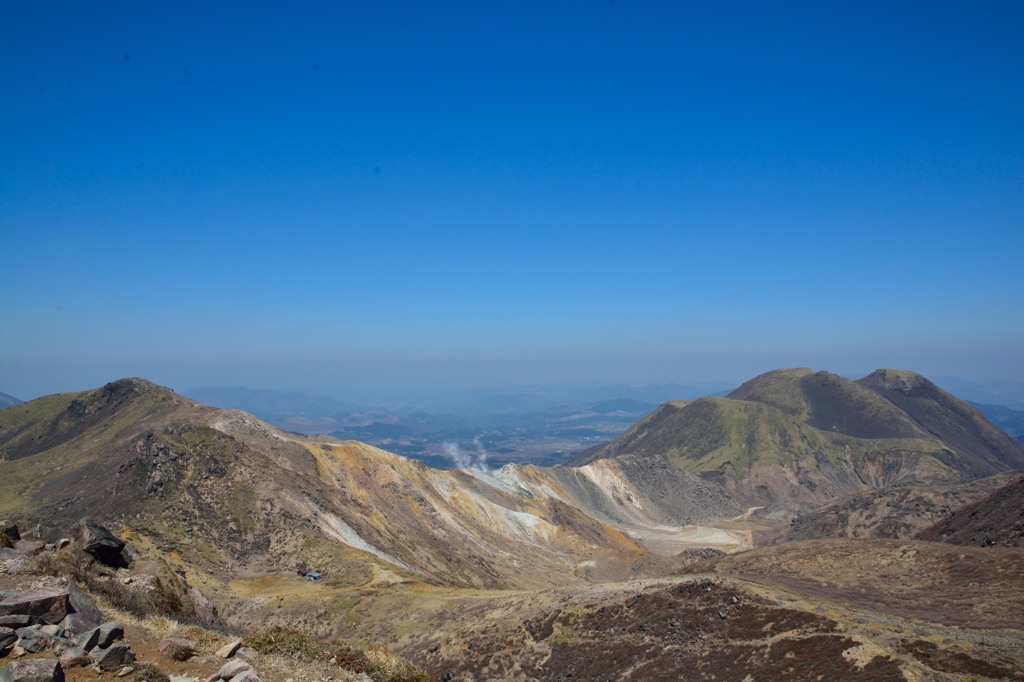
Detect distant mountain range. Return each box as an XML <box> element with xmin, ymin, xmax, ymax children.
<box><xmin>970</xmin><ymin>401</ymin><xmax>1024</xmax><ymax>441</ymax></box>
<box><xmin>183</xmin><ymin>385</ymin><xmax>664</xmax><ymax>468</ymax></box>
<box><xmin>933</xmin><ymin>376</ymin><xmax>1024</xmax><ymax>409</ymax></box>
<box><xmin>184</xmin><ymin>386</ymin><xmax>351</xmax><ymax>420</ymax></box>
<box><xmin>0</xmin><ymin>392</ymin><xmax>22</xmax><ymax>408</ymax></box>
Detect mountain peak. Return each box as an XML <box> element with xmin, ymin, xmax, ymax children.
<box><xmin>859</xmin><ymin>368</ymin><xmax>931</xmax><ymax>392</ymax></box>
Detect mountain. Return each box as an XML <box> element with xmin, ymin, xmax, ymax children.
<box><xmin>778</xmin><ymin>472</ymin><xmax>1020</xmax><ymax>542</ymax></box>
<box><xmin>4</xmin><ymin>377</ymin><xmax>1024</xmax><ymax>680</ymax></box>
<box><xmin>574</xmin><ymin>368</ymin><xmax>1024</xmax><ymax>510</ymax></box>
<box><xmin>0</xmin><ymin>378</ymin><xmax>736</xmax><ymax>595</ymax></box>
<box><xmin>856</xmin><ymin>368</ymin><xmax>1024</xmax><ymax>475</ymax></box>
<box><xmin>0</xmin><ymin>391</ymin><xmax>21</xmax><ymax>408</ymax></box>
<box><xmin>915</xmin><ymin>473</ymin><xmax>1024</xmax><ymax>547</ymax></box>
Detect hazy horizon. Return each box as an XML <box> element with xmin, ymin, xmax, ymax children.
<box><xmin>3</xmin><ymin>2</ymin><xmax>1022</xmax><ymax>403</ymax></box>
<box><xmin>4</xmin><ymin>355</ymin><xmax>1024</xmax><ymax>406</ymax></box>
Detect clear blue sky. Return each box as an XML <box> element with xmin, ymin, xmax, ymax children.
<box><xmin>2</xmin><ymin>1</ymin><xmax>1022</xmax><ymax>400</ymax></box>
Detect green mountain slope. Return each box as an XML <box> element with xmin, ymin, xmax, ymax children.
<box><xmin>578</xmin><ymin>368</ymin><xmax>1024</xmax><ymax>509</ymax></box>
<box><xmin>858</xmin><ymin>369</ymin><xmax>1024</xmax><ymax>475</ymax></box>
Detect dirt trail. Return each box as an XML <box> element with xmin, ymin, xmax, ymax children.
<box><xmin>731</xmin><ymin>506</ymin><xmax>765</xmax><ymax>521</ymax></box>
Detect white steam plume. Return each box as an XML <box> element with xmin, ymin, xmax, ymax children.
<box><xmin>442</xmin><ymin>437</ymin><xmax>489</xmax><ymax>472</ymax></box>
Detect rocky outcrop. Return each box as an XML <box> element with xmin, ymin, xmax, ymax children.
<box><xmin>0</xmin><ymin>583</ymin><xmax>101</xmax><ymax>642</ymax></box>
<box><xmin>0</xmin><ymin>582</ymin><xmax>132</xmax><ymax>671</ymax></box>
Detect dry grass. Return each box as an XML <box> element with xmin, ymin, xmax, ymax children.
<box><xmin>245</xmin><ymin>626</ymin><xmax>431</xmax><ymax>682</ymax></box>
<box><xmin>716</xmin><ymin>539</ymin><xmax>1024</xmax><ymax>629</ymax></box>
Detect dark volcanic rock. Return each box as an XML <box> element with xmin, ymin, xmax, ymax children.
<box><xmin>0</xmin><ymin>522</ymin><xmax>19</xmax><ymax>543</ymax></box>
<box><xmin>0</xmin><ymin>589</ymin><xmax>69</xmax><ymax>624</ymax></box>
<box><xmin>0</xmin><ymin>626</ymin><xmax>16</xmax><ymax>649</ymax></box>
<box><xmin>0</xmin><ymin>616</ymin><xmax>35</xmax><ymax>629</ymax></box>
<box><xmin>58</xmin><ymin>584</ymin><xmax>102</xmax><ymax>637</ymax></box>
<box><xmin>95</xmin><ymin>621</ymin><xmax>124</xmax><ymax>649</ymax></box>
<box><xmin>76</xmin><ymin>519</ymin><xmax>127</xmax><ymax>567</ymax></box>
<box><xmin>74</xmin><ymin>626</ymin><xmax>100</xmax><ymax>652</ymax></box>
<box><xmin>94</xmin><ymin>643</ymin><xmax>134</xmax><ymax>671</ymax></box>
<box><xmin>0</xmin><ymin>659</ymin><xmax>65</xmax><ymax>682</ymax></box>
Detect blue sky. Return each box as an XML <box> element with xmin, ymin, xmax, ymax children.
<box><xmin>2</xmin><ymin>1</ymin><xmax>1022</xmax><ymax>400</ymax></box>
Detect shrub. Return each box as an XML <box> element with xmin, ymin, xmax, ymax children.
<box><xmin>134</xmin><ymin>663</ymin><xmax>171</xmax><ymax>682</ymax></box>
<box><xmin>245</xmin><ymin>627</ymin><xmax>328</xmax><ymax>661</ymax></box>
<box><xmin>0</xmin><ymin>532</ymin><xmax>14</xmax><ymax>549</ymax></box>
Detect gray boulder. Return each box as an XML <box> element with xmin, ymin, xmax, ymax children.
<box><xmin>94</xmin><ymin>643</ymin><xmax>135</xmax><ymax>671</ymax></box>
<box><xmin>95</xmin><ymin>621</ymin><xmax>124</xmax><ymax>648</ymax></box>
<box><xmin>158</xmin><ymin>637</ymin><xmax>196</xmax><ymax>661</ymax></box>
<box><xmin>0</xmin><ymin>548</ymin><xmax>28</xmax><ymax>574</ymax></box>
<box><xmin>14</xmin><ymin>625</ymin><xmax>68</xmax><ymax>654</ymax></box>
<box><xmin>59</xmin><ymin>647</ymin><xmax>91</xmax><ymax>668</ymax></box>
<box><xmin>37</xmin><ymin>625</ymin><xmax>64</xmax><ymax>638</ymax></box>
<box><xmin>215</xmin><ymin>640</ymin><xmax>242</xmax><ymax>658</ymax></box>
<box><xmin>0</xmin><ymin>589</ymin><xmax>69</xmax><ymax>624</ymax></box>
<box><xmin>77</xmin><ymin>519</ymin><xmax>127</xmax><ymax>567</ymax></box>
<box><xmin>227</xmin><ymin>673</ymin><xmax>263</xmax><ymax>682</ymax></box>
<box><xmin>11</xmin><ymin>542</ymin><xmax>44</xmax><ymax>556</ymax></box>
<box><xmin>58</xmin><ymin>584</ymin><xmax>101</xmax><ymax>637</ymax></box>
<box><xmin>0</xmin><ymin>659</ymin><xmax>65</xmax><ymax>682</ymax></box>
<box><xmin>208</xmin><ymin>659</ymin><xmax>251</xmax><ymax>681</ymax></box>
<box><xmin>0</xmin><ymin>626</ymin><xmax>16</xmax><ymax>649</ymax></box>
<box><xmin>75</xmin><ymin>626</ymin><xmax>100</xmax><ymax>652</ymax></box>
